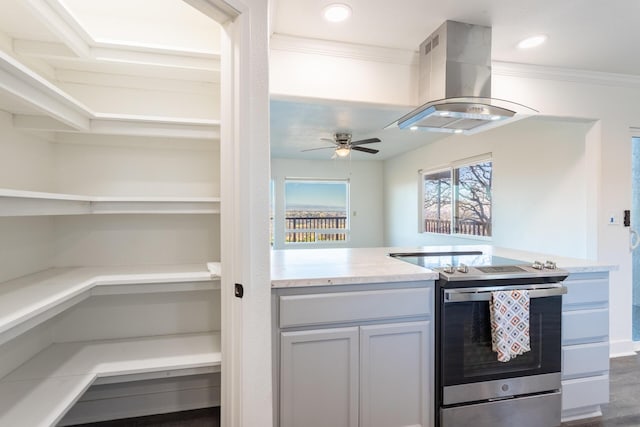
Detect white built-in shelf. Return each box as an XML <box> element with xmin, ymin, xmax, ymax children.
<box><xmin>0</xmin><ymin>332</ymin><xmax>221</xmax><ymax>427</ymax></box>
<box><xmin>0</xmin><ymin>189</ymin><xmax>220</xmax><ymax>216</ymax></box>
<box><xmin>0</xmin><ymin>263</ymin><xmax>221</xmax><ymax>347</ymax></box>
<box><xmin>1</xmin><ymin>51</ymin><xmax>220</xmax><ymax>139</ymax></box>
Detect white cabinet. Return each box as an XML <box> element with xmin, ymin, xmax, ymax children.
<box><xmin>280</xmin><ymin>327</ymin><xmax>359</xmax><ymax>427</ymax></box>
<box><xmin>274</xmin><ymin>283</ymin><xmax>434</xmax><ymax>427</ymax></box>
<box><xmin>561</xmin><ymin>271</ymin><xmax>610</xmax><ymax>422</ymax></box>
<box><xmin>360</xmin><ymin>321</ymin><xmax>431</xmax><ymax>427</ymax></box>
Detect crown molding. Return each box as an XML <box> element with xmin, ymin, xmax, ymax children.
<box><xmin>270</xmin><ymin>33</ymin><xmax>417</xmax><ymax>66</ymax></box>
<box><xmin>493</xmin><ymin>61</ymin><xmax>640</xmax><ymax>89</ymax></box>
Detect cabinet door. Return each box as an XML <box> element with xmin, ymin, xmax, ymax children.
<box><xmin>360</xmin><ymin>321</ymin><xmax>432</xmax><ymax>427</ymax></box>
<box><xmin>280</xmin><ymin>327</ymin><xmax>359</xmax><ymax>427</ymax></box>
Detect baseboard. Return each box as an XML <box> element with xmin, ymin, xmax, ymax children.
<box><xmin>58</xmin><ymin>374</ymin><xmax>220</xmax><ymax>426</ymax></box>
<box><xmin>609</xmin><ymin>339</ymin><xmax>636</xmax><ymax>357</ymax></box>
<box><xmin>561</xmin><ymin>405</ymin><xmax>603</xmax><ymax>423</ymax></box>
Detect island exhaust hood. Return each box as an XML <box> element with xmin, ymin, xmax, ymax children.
<box><xmin>387</xmin><ymin>20</ymin><xmax>536</xmax><ymax>135</ymax></box>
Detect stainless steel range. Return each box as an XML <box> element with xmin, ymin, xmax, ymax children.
<box><xmin>391</xmin><ymin>251</ymin><xmax>568</xmax><ymax>427</ymax></box>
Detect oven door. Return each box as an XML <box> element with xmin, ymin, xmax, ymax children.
<box><xmin>440</xmin><ymin>283</ymin><xmax>565</xmax><ymax>403</ymax></box>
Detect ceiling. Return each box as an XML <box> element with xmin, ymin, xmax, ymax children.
<box><xmin>270</xmin><ymin>0</ymin><xmax>640</xmax><ymax>160</ymax></box>
<box><xmin>1</xmin><ymin>1</ymin><xmax>638</xmax><ymax>157</ymax></box>
<box><xmin>272</xmin><ymin>0</ymin><xmax>640</xmax><ymax>75</ymax></box>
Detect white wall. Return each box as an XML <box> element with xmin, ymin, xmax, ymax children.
<box><xmin>491</xmin><ymin>72</ymin><xmax>640</xmax><ymax>356</ymax></box>
<box><xmin>0</xmin><ymin>111</ymin><xmax>55</xmax><ymax>192</ymax></box>
<box><xmin>384</xmin><ymin>117</ymin><xmax>591</xmax><ymax>258</ymax></box>
<box><xmin>52</xmin><ymin>291</ymin><xmax>220</xmax><ymax>342</ymax></box>
<box><xmin>271</xmin><ymin>158</ymin><xmax>384</xmax><ymax>249</ymax></box>
<box><xmin>54</xmin><ymin>136</ymin><xmax>220</xmax><ymax>197</ymax></box>
<box><xmin>0</xmin><ymin>112</ymin><xmax>56</xmax><ymax>282</ymax></box>
<box><xmin>58</xmin><ymin>79</ymin><xmax>220</xmax><ymax>120</ymax></box>
<box><xmin>52</xmin><ymin>214</ymin><xmax>219</xmax><ymax>266</ymax></box>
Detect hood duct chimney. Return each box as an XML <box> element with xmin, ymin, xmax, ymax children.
<box><xmin>387</xmin><ymin>21</ymin><xmax>536</xmax><ymax>135</ymax></box>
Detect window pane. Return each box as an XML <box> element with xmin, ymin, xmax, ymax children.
<box><xmin>454</xmin><ymin>161</ymin><xmax>492</xmax><ymax>236</ymax></box>
<box><xmin>284</xmin><ymin>180</ymin><xmax>349</xmax><ymax>244</ymax></box>
<box><xmin>423</xmin><ymin>170</ymin><xmax>452</xmax><ymax>234</ymax></box>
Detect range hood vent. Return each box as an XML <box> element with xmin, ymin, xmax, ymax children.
<box><xmin>387</xmin><ymin>21</ymin><xmax>536</xmax><ymax>135</ymax></box>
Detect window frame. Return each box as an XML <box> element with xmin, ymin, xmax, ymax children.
<box><xmin>283</xmin><ymin>177</ymin><xmax>351</xmax><ymax>245</ymax></box>
<box><xmin>419</xmin><ymin>153</ymin><xmax>493</xmax><ymax>239</ymax></box>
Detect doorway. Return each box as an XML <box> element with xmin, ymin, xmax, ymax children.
<box><xmin>632</xmin><ymin>137</ymin><xmax>640</xmax><ymax>341</ymax></box>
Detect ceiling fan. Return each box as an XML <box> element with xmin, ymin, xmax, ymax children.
<box><xmin>302</xmin><ymin>133</ymin><xmax>381</xmax><ymax>158</ymax></box>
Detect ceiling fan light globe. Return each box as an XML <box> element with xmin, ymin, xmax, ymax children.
<box><xmin>335</xmin><ymin>147</ymin><xmax>351</xmax><ymax>157</ymax></box>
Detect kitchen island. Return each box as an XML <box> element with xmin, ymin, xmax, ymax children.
<box><xmin>271</xmin><ymin>245</ymin><xmax>615</xmax><ymax>427</ymax></box>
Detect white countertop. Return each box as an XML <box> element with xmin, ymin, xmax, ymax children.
<box><xmin>271</xmin><ymin>245</ymin><xmax>615</xmax><ymax>288</ymax></box>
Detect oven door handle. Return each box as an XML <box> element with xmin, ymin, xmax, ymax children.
<box><xmin>444</xmin><ymin>284</ymin><xmax>567</xmax><ymax>303</ymax></box>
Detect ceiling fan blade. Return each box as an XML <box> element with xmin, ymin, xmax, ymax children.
<box><xmin>320</xmin><ymin>137</ymin><xmax>339</xmax><ymax>145</ymax></box>
<box><xmin>301</xmin><ymin>146</ymin><xmax>335</xmax><ymax>152</ymax></box>
<box><xmin>350</xmin><ymin>137</ymin><xmax>381</xmax><ymax>146</ymax></box>
<box><xmin>352</xmin><ymin>146</ymin><xmax>379</xmax><ymax>154</ymax></box>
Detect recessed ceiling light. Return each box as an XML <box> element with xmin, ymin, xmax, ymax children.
<box><xmin>454</xmin><ymin>129</ymin><xmax>464</xmax><ymax>134</ymax></box>
<box><xmin>517</xmin><ymin>34</ymin><xmax>547</xmax><ymax>49</ymax></box>
<box><xmin>410</xmin><ymin>126</ymin><xmax>418</xmax><ymax>131</ymax></box>
<box><xmin>323</xmin><ymin>3</ymin><xmax>352</xmax><ymax>23</ymax></box>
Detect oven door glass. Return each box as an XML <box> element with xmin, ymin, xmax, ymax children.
<box><xmin>441</xmin><ymin>294</ymin><xmax>561</xmax><ymax>386</ymax></box>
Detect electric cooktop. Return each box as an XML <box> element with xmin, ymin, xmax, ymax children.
<box><xmin>389</xmin><ymin>251</ymin><xmax>523</xmax><ymax>269</ymax></box>
<box><xmin>389</xmin><ymin>251</ymin><xmax>568</xmax><ymax>282</ymax></box>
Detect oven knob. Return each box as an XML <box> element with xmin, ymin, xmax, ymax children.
<box><xmin>501</xmin><ymin>384</ymin><xmax>509</xmax><ymax>392</ymax></box>
<box><xmin>443</xmin><ymin>264</ymin><xmax>455</xmax><ymax>274</ymax></box>
<box><xmin>457</xmin><ymin>263</ymin><xmax>468</xmax><ymax>273</ymax></box>
<box><xmin>532</xmin><ymin>260</ymin><xmax>544</xmax><ymax>270</ymax></box>
<box><xmin>544</xmin><ymin>260</ymin><xmax>557</xmax><ymax>270</ymax></box>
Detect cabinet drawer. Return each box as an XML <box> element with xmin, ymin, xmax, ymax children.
<box><xmin>562</xmin><ymin>374</ymin><xmax>609</xmax><ymax>411</ymax></box>
<box><xmin>562</xmin><ymin>309</ymin><xmax>608</xmax><ymax>344</ymax></box>
<box><xmin>563</xmin><ymin>278</ymin><xmax>608</xmax><ymax>308</ymax></box>
<box><xmin>562</xmin><ymin>341</ymin><xmax>609</xmax><ymax>378</ymax></box>
<box><xmin>279</xmin><ymin>287</ymin><xmax>432</xmax><ymax>328</ymax></box>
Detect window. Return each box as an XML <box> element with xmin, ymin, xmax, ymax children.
<box><xmin>284</xmin><ymin>179</ymin><xmax>349</xmax><ymax>244</ymax></box>
<box><xmin>421</xmin><ymin>155</ymin><xmax>492</xmax><ymax>237</ymax></box>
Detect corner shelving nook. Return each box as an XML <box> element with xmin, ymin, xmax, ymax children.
<box><xmin>0</xmin><ymin>1</ymin><xmax>225</xmax><ymax>423</ymax></box>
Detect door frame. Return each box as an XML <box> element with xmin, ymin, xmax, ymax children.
<box><xmin>183</xmin><ymin>1</ymin><xmax>272</xmax><ymax>425</ymax></box>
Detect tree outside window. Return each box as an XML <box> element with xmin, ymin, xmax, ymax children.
<box><xmin>422</xmin><ymin>157</ymin><xmax>492</xmax><ymax>237</ymax></box>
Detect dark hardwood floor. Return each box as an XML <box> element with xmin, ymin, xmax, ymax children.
<box><xmin>563</xmin><ymin>353</ymin><xmax>640</xmax><ymax>427</ymax></box>
<box><xmin>70</xmin><ymin>407</ymin><xmax>220</xmax><ymax>427</ymax></box>
<box><xmin>71</xmin><ymin>354</ymin><xmax>640</xmax><ymax>427</ymax></box>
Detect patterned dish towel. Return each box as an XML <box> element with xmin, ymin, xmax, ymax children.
<box><xmin>490</xmin><ymin>289</ymin><xmax>531</xmax><ymax>362</ymax></box>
